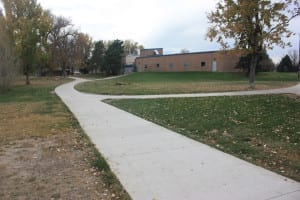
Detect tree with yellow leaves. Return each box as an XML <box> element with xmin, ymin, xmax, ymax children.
<box><xmin>207</xmin><ymin>0</ymin><xmax>300</xmax><ymax>88</ymax></box>
<box><xmin>1</xmin><ymin>0</ymin><xmax>52</xmax><ymax>84</ymax></box>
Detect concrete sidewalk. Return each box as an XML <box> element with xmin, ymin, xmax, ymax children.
<box><xmin>55</xmin><ymin>78</ymin><xmax>300</xmax><ymax>200</ymax></box>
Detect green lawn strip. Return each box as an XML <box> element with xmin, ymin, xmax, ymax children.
<box><xmin>0</xmin><ymin>78</ymin><xmax>70</xmax><ymax>103</ymax></box>
<box><xmin>0</xmin><ymin>78</ymin><xmax>71</xmax><ymax>116</ymax></box>
<box><xmin>105</xmin><ymin>95</ymin><xmax>300</xmax><ymax>181</ymax></box>
<box><xmin>76</xmin><ymin>72</ymin><xmax>299</xmax><ymax>95</ymax></box>
<box><xmin>73</xmin><ymin>73</ymin><xmax>108</xmax><ymax>80</ymax></box>
<box><xmin>0</xmin><ymin>77</ymin><xmax>131</xmax><ymax>199</ymax></box>
<box><xmin>256</xmin><ymin>72</ymin><xmax>299</xmax><ymax>81</ymax></box>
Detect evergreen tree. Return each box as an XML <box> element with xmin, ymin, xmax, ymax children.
<box><xmin>104</xmin><ymin>40</ymin><xmax>124</xmax><ymax>75</ymax></box>
<box><xmin>277</xmin><ymin>55</ymin><xmax>294</xmax><ymax>72</ymax></box>
<box><xmin>89</xmin><ymin>40</ymin><xmax>105</xmax><ymax>73</ymax></box>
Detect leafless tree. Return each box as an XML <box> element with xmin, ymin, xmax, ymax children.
<box><xmin>123</xmin><ymin>39</ymin><xmax>144</xmax><ymax>55</ymax></box>
<box><xmin>47</xmin><ymin>16</ymin><xmax>76</xmax><ymax>75</ymax></box>
<box><xmin>288</xmin><ymin>49</ymin><xmax>299</xmax><ymax>68</ymax></box>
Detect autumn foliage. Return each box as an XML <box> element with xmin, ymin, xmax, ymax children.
<box><xmin>207</xmin><ymin>0</ymin><xmax>300</xmax><ymax>88</ymax></box>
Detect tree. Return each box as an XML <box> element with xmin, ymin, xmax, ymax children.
<box><xmin>236</xmin><ymin>51</ymin><xmax>275</xmax><ymax>74</ymax></box>
<box><xmin>47</xmin><ymin>16</ymin><xmax>76</xmax><ymax>75</ymax></box>
<box><xmin>69</xmin><ymin>32</ymin><xmax>92</xmax><ymax>73</ymax></box>
<box><xmin>0</xmin><ymin>8</ymin><xmax>18</xmax><ymax>90</ymax></box>
<box><xmin>259</xmin><ymin>53</ymin><xmax>275</xmax><ymax>72</ymax></box>
<box><xmin>123</xmin><ymin>39</ymin><xmax>143</xmax><ymax>55</ymax></box>
<box><xmin>288</xmin><ymin>49</ymin><xmax>299</xmax><ymax>71</ymax></box>
<box><xmin>207</xmin><ymin>0</ymin><xmax>300</xmax><ymax>88</ymax></box>
<box><xmin>1</xmin><ymin>0</ymin><xmax>52</xmax><ymax>84</ymax></box>
<box><xmin>104</xmin><ymin>40</ymin><xmax>124</xmax><ymax>75</ymax></box>
<box><xmin>45</xmin><ymin>16</ymin><xmax>92</xmax><ymax>75</ymax></box>
<box><xmin>104</xmin><ymin>40</ymin><xmax>114</xmax><ymax>49</ymax></box>
<box><xmin>277</xmin><ymin>55</ymin><xmax>293</xmax><ymax>72</ymax></box>
<box><xmin>89</xmin><ymin>40</ymin><xmax>105</xmax><ymax>73</ymax></box>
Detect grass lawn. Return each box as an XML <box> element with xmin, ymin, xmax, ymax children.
<box><xmin>0</xmin><ymin>77</ymin><xmax>130</xmax><ymax>200</ymax></box>
<box><xmin>73</xmin><ymin>73</ymin><xmax>107</xmax><ymax>80</ymax></box>
<box><xmin>76</xmin><ymin>72</ymin><xmax>299</xmax><ymax>95</ymax></box>
<box><xmin>106</xmin><ymin>94</ymin><xmax>300</xmax><ymax>181</ymax></box>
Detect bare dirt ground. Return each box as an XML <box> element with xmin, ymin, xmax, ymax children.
<box><xmin>0</xmin><ymin>136</ymin><xmax>118</xmax><ymax>200</ymax></box>
<box><xmin>0</xmin><ymin>81</ymin><xmax>130</xmax><ymax>200</ymax></box>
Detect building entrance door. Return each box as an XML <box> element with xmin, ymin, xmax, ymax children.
<box><xmin>212</xmin><ymin>60</ymin><xmax>217</xmax><ymax>72</ymax></box>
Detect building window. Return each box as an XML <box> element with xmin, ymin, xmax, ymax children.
<box><xmin>145</xmin><ymin>65</ymin><xmax>148</xmax><ymax>69</ymax></box>
<box><xmin>201</xmin><ymin>62</ymin><xmax>206</xmax><ymax>67</ymax></box>
<box><xmin>157</xmin><ymin>64</ymin><xmax>160</xmax><ymax>68</ymax></box>
<box><xmin>169</xmin><ymin>63</ymin><xmax>174</xmax><ymax>69</ymax></box>
<box><xmin>184</xmin><ymin>62</ymin><xmax>189</xmax><ymax>67</ymax></box>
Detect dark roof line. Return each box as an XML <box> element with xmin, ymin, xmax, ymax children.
<box><xmin>136</xmin><ymin>50</ymin><xmax>221</xmax><ymax>59</ymax></box>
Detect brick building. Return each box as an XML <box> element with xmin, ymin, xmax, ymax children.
<box><xmin>135</xmin><ymin>48</ymin><xmax>240</xmax><ymax>72</ymax></box>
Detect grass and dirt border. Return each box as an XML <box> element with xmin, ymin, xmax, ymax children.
<box><xmin>0</xmin><ymin>77</ymin><xmax>131</xmax><ymax>199</ymax></box>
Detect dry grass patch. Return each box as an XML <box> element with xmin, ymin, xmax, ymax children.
<box><xmin>0</xmin><ymin>103</ymin><xmax>69</xmax><ymax>144</ymax></box>
<box><xmin>0</xmin><ymin>77</ymin><xmax>131</xmax><ymax>200</ymax></box>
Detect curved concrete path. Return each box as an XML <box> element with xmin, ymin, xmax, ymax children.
<box><xmin>55</xmin><ymin>78</ymin><xmax>300</xmax><ymax>200</ymax></box>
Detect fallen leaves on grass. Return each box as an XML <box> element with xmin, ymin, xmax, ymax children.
<box><xmin>107</xmin><ymin>94</ymin><xmax>300</xmax><ymax>181</ymax></box>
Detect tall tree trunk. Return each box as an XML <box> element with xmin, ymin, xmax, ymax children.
<box><xmin>25</xmin><ymin>66</ymin><xmax>30</xmax><ymax>85</ymax></box>
<box><xmin>25</xmin><ymin>73</ymin><xmax>30</xmax><ymax>85</ymax></box>
<box><xmin>62</xmin><ymin>62</ymin><xmax>66</xmax><ymax>77</ymax></box>
<box><xmin>249</xmin><ymin>54</ymin><xmax>258</xmax><ymax>89</ymax></box>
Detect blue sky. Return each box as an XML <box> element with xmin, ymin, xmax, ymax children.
<box><xmin>37</xmin><ymin>0</ymin><xmax>300</xmax><ymax>63</ymax></box>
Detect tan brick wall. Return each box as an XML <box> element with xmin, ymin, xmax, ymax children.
<box><xmin>135</xmin><ymin>51</ymin><xmax>240</xmax><ymax>72</ymax></box>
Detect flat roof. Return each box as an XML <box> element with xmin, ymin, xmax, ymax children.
<box><xmin>136</xmin><ymin>50</ymin><xmax>220</xmax><ymax>59</ymax></box>
<box><xmin>142</xmin><ymin>48</ymin><xmax>163</xmax><ymax>50</ymax></box>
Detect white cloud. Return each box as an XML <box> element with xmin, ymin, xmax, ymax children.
<box><xmin>35</xmin><ymin>0</ymin><xmax>300</xmax><ymax>61</ymax></box>
<box><xmin>37</xmin><ymin>0</ymin><xmax>214</xmax><ymax>41</ymax></box>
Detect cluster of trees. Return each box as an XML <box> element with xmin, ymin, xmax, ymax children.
<box><xmin>89</xmin><ymin>40</ymin><xmax>124</xmax><ymax>75</ymax></box>
<box><xmin>236</xmin><ymin>51</ymin><xmax>275</xmax><ymax>74</ymax></box>
<box><xmin>0</xmin><ymin>0</ymin><xmax>143</xmax><ymax>89</ymax></box>
<box><xmin>207</xmin><ymin>0</ymin><xmax>299</xmax><ymax>88</ymax></box>
<box><xmin>236</xmin><ymin>49</ymin><xmax>300</xmax><ymax>74</ymax></box>
<box><xmin>89</xmin><ymin>39</ymin><xmax>143</xmax><ymax>75</ymax></box>
<box><xmin>0</xmin><ymin>0</ymin><xmax>93</xmax><ymax>86</ymax></box>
